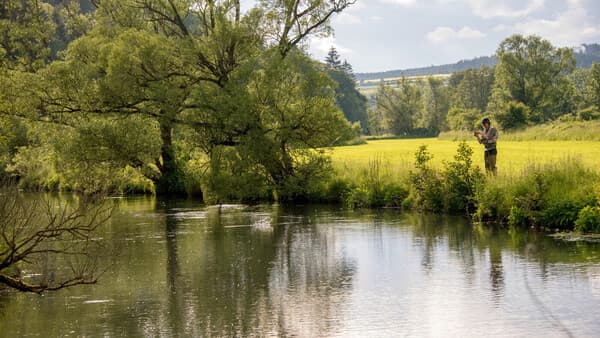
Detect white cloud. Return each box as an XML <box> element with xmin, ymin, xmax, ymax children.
<box><xmin>331</xmin><ymin>1</ymin><xmax>365</xmax><ymax>25</ymax></box>
<box><xmin>471</xmin><ymin>0</ymin><xmax>544</xmax><ymax>18</ymax></box>
<box><xmin>381</xmin><ymin>0</ymin><xmax>417</xmax><ymax>7</ymax></box>
<box><xmin>513</xmin><ymin>0</ymin><xmax>600</xmax><ymax>46</ymax></box>
<box><xmin>346</xmin><ymin>1</ymin><xmax>367</xmax><ymax>12</ymax></box>
<box><xmin>369</xmin><ymin>15</ymin><xmax>384</xmax><ymax>22</ymax></box>
<box><xmin>493</xmin><ymin>24</ymin><xmax>507</xmax><ymax>32</ymax></box>
<box><xmin>427</xmin><ymin>26</ymin><xmax>486</xmax><ymax>43</ymax></box>
<box><xmin>438</xmin><ymin>0</ymin><xmax>545</xmax><ymax>18</ymax></box>
<box><xmin>308</xmin><ymin>36</ymin><xmax>354</xmax><ymax>61</ymax></box>
<box><xmin>334</xmin><ymin>13</ymin><xmax>363</xmax><ymax>25</ymax></box>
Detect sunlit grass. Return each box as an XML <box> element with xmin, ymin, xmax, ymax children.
<box><xmin>439</xmin><ymin>120</ymin><xmax>600</xmax><ymax>142</ymax></box>
<box><xmin>330</xmin><ymin>138</ymin><xmax>600</xmax><ymax>177</ymax></box>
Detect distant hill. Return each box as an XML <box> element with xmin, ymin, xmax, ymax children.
<box><xmin>356</xmin><ymin>43</ymin><xmax>600</xmax><ymax>82</ymax></box>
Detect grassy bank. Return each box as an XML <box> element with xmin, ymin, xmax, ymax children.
<box><xmin>7</xmin><ymin>135</ymin><xmax>600</xmax><ymax>232</ymax></box>
<box><xmin>324</xmin><ymin>139</ymin><xmax>600</xmax><ymax>232</ymax></box>
<box><xmin>438</xmin><ymin>120</ymin><xmax>600</xmax><ymax>142</ymax></box>
<box><xmin>331</xmin><ymin>138</ymin><xmax>600</xmax><ymax>174</ymax></box>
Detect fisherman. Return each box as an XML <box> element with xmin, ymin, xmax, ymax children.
<box><xmin>474</xmin><ymin>117</ymin><xmax>498</xmax><ymax>175</ymax></box>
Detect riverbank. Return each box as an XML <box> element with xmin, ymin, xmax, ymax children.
<box><xmin>325</xmin><ymin>139</ymin><xmax>600</xmax><ymax>233</ymax></box>
<box><xmin>7</xmin><ymin>138</ymin><xmax>600</xmax><ymax>233</ymax></box>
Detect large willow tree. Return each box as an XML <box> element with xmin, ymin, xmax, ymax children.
<box><xmin>2</xmin><ymin>0</ymin><xmax>355</xmax><ymax>198</ymax></box>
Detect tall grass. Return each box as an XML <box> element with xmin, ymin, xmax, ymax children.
<box><xmin>331</xmin><ymin>138</ymin><xmax>600</xmax><ymax>174</ymax></box>
<box><xmin>322</xmin><ymin>156</ymin><xmax>410</xmax><ymax>208</ymax></box>
<box><xmin>438</xmin><ymin>120</ymin><xmax>600</xmax><ymax>141</ymax></box>
<box><xmin>327</xmin><ymin>142</ymin><xmax>600</xmax><ymax>232</ymax></box>
<box><xmin>475</xmin><ymin>161</ymin><xmax>599</xmax><ymax>229</ymax></box>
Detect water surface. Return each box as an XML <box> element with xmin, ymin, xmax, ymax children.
<box><xmin>1</xmin><ymin>197</ymin><xmax>599</xmax><ymax>337</ymax></box>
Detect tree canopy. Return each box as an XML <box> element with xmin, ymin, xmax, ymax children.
<box><xmin>490</xmin><ymin>34</ymin><xmax>575</xmax><ymax>123</ymax></box>
<box><xmin>0</xmin><ymin>0</ymin><xmax>356</xmax><ymax>200</ymax></box>
<box><xmin>324</xmin><ymin>47</ymin><xmax>369</xmax><ymax>132</ymax></box>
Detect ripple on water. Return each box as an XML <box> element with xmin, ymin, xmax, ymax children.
<box><xmin>83</xmin><ymin>299</ymin><xmax>112</xmax><ymax>304</ymax></box>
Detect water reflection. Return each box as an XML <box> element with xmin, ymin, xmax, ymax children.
<box><xmin>0</xmin><ymin>198</ymin><xmax>599</xmax><ymax>337</ymax></box>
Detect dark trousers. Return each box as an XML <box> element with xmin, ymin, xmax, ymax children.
<box><xmin>484</xmin><ymin>149</ymin><xmax>497</xmax><ymax>175</ymax></box>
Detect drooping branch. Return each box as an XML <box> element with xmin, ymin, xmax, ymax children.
<box><xmin>0</xmin><ymin>185</ymin><xmax>114</xmax><ymax>293</ymax></box>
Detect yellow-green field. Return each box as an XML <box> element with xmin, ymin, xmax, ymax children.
<box><xmin>331</xmin><ymin>138</ymin><xmax>600</xmax><ymax>177</ymax></box>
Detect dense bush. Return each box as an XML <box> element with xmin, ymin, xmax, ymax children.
<box><xmin>406</xmin><ymin>143</ymin><xmax>483</xmax><ymax>214</ymax></box>
<box><xmin>575</xmin><ymin>206</ymin><xmax>600</xmax><ymax>233</ymax></box>
<box><xmin>442</xmin><ymin>142</ymin><xmax>484</xmax><ymax>213</ymax></box>
<box><xmin>407</xmin><ymin>145</ymin><xmax>444</xmax><ymax>212</ymax></box>
<box><xmin>446</xmin><ymin>108</ymin><xmax>481</xmax><ymax>131</ymax></box>
<box><xmin>495</xmin><ymin>101</ymin><xmax>529</xmax><ymax>130</ymax></box>
<box><xmin>475</xmin><ymin>161</ymin><xmax>599</xmax><ymax>231</ymax></box>
<box><xmin>577</xmin><ymin>107</ymin><xmax>600</xmax><ymax>121</ymax></box>
<box><xmin>338</xmin><ymin>158</ymin><xmax>409</xmax><ymax>209</ymax></box>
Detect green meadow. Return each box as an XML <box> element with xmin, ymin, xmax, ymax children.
<box><xmin>324</xmin><ymin>138</ymin><xmax>600</xmax><ymax>232</ymax></box>
<box><xmin>331</xmin><ymin>138</ymin><xmax>600</xmax><ymax>176</ymax></box>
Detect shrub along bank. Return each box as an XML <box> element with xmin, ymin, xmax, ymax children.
<box><xmin>321</xmin><ymin>142</ymin><xmax>600</xmax><ymax>233</ymax></box>
<box><xmin>6</xmin><ymin>139</ymin><xmax>599</xmax><ymax>233</ymax></box>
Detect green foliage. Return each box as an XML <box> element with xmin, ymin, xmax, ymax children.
<box><xmin>324</xmin><ymin>46</ymin><xmax>342</xmax><ymax>68</ymax></box>
<box><xmin>405</xmin><ymin>142</ymin><xmax>483</xmax><ymax>214</ymax></box>
<box><xmin>576</xmin><ymin>106</ymin><xmax>600</xmax><ymax>121</ymax></box>
<box><xmin>586</xmin><ymin>63</ymin><xmax>600</xmax><ymax>110</ymax></box>
<box><xmin>0</xmin><ymin>0</ymin><xmax>355</xmax><ymax>198</ymax></box>
<box><xmin>475</xmin><ymin>160</ymin><xmax>599</xmax><ymax>230</ymax></box>
<box><xmin>327</xmin><ymin>67</ymin><xmax>369</xmax><ymax>132</ymax></box>
<box><xmin>54</xmin><ymin>116</ymin><xmax>162</xmax><ymax>194</ymax></box>
<box><xmin>201</xmin><ymin>147</ymin><xmax>273</xmax><ymax>203</ymax></box>
<box><xmin>322</xmin><ymin>177</ymin><xmax>353</xmax><ymax>203</ymax></box>
<box><xmin>575</xmin><ymin>206</ymin><xmax>600</xmax><ymax>233</ymax></box>
<box><xmin>241</xmin><ymin>51</ymin><xmax>353</xmax><ymax>201</ymax></box>
<box><xmin>490</xmin><ymin>34</ymin><xmax>576</xmax><ymax>122</ymax></box>
<box><xmin>375</xmin><ymin>78</ymin><xmax>421</xmax><ymax>136</ymax></box>
<box><xmin>446</xmin><ymin>107</ymin><xmax>481</xmax><ymax>131</ymax></box>
<box><xmin>419</xmin><ymin>77</ymin><xmax>449</xmax><ymax>134</ymax></box>
<box><xmin>448</xmin><ymin>67</ymin><xmax>494</xmax><ymax>112</ymax></box>
<box><xmin>542</xmin><ymin>198</ymin><xmax>588</xmax><ymax>230</ymax></box>
<box><xmin>442</xmin><ymin>142</ymin><xmax>484</xmax><ymax>214</ymax></box>
<box><xmin>407</xmin><ymin>143</ymin><xmax>484</xmax><ymax>214</ymax></box>
<box><xmin>324</xmin><ymin>48</ymin><xmax>369</xmax><ymax>132</ymax></box>
<box><xmin>489</xmin><ymin>119</ymin><xmax>600</xmax><ymax>141</ymax></box>
<box><xmin>7</xmin><ymin>143</ymin><xmax>59</xmax><ymax>191</ymax></box>
<box><xmin>321</xmin><ymin>156</ymin><xmax>409</xmax><ymax>209</ymax></box>
<box><xmin>508</xmin><ymin>206</ymin><xmax>527</xmax><ymax>227</ymax></box>
<box><xmin>473</xmin><ymin>180</ymin><xmax>511</xmax><ymax>221</ymax></box>
<box><xmin>495</xmin><ymin>101</ymin><xmax>529</xmax><ymax>130</ymax></box>
<box><xmin>0</xmin><ymin>116</ymin><xmax>28</xmax><ymax>178</ymax></box>
<box><xmin>408</xmin><ymin>145</ymin><xmax>443</xmax><ymax>212</ymax></box>
<box><xmin>196</xmin><ymin>50</ymin><xmax>353</xmax><ymax>202</ymax></box>
<box><xmin>0</xmin><ymin>1</ymin><xmax>56</xmax><ymax>71</ymax></box>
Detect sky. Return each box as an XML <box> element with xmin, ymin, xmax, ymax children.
<box><xmin>305</xmin><ymin>0</ymin><xmax>600</xmax><ymax>73</ymax></box>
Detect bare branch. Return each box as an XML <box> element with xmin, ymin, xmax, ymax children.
<box><xmin>0</xmin><ymin>184</ymin><xmax>115</xmax><ymax>293</ymax></box>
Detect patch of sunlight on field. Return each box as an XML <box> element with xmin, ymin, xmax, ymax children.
<box><xmin>330</xmin><ymin>138</ymin><xmax>600</xmax><ymax>176</ymax></box>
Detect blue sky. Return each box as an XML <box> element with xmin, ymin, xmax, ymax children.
<box><xmin>306</xmin><ymin>0</ymin><xmax>600</xmax><ymax>72</ymax></box>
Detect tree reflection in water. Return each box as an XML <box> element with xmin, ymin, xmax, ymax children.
<box><xmin>0</xmin><ymin>198</ymin><xmax>599</xmax><ymax>337</ymax></box>
<box><xmin>153</xmin><ymin>203</ymin><xmax>357</xmax><ymax>337</ymax></box>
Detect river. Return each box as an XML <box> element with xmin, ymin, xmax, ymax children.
<box><xmin>0</xmin><ymin>197</ymin><xmax>599</xmax><ymax>337</ymax></box>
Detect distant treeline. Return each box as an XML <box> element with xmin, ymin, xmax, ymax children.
<box><xmin>357</xmin><ymin>43</ymin><xmax>600</xmax><ymax>82</ymax></box>
<box><xmin>368</xmin><ymin>35</ymin><xmax>600</xmax><ymax>137</ymax></box>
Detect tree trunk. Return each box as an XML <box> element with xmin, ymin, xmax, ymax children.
<box><xmin>155</xmin><ymin>117</ymin><xmax>187</xmax><ymax>196</ymax></box>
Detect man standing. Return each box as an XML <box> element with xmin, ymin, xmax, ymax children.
<box><xmin>474</xmin><ymin>117</ymin><xmax>498</xmax><ymax>175</ymax></box>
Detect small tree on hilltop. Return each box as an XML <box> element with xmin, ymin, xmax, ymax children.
<box><xmin>325</xmin><ymin>46</ymin><xmax>342</xmax><ymax>69</ymax></box>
